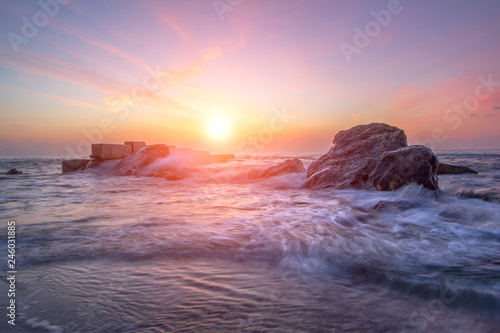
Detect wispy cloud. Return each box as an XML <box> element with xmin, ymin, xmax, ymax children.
<box><xmin>53</xmin><ymin>22</ymin><xmax>151</xmax><ymax>70</ymax></box>
<box><xmin>36</xmin><ymin>91</ymin><xmax>110</xmax><ymax>112</ymax></box>
<box><xmin>0</xmin><ymin>54</ymin><xmax>128</xmax><ymax>95</ymax></box>
<box><xmin>160</xmin><ymin>15</ymin><xmax>192</xmax><ymax>44</ymax></box>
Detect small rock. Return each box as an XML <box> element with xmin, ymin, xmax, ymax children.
<box><xmin>6</xmin><ymin>168</ymin><xmax>22</xmax><ymax>175</ymax></box>
<box><xmin>147</xmin><ymin>169</ymin><xmax>183</xmax><ymax>180</ymax></box>
<box><xmin>373</xmin><ymin>200</ymin><xmax>422</xmax><ymax>212</ymax></box>
<box><xmin>438</xmin><ymin>163</ymin><xmax>478</xmax><ymax>175</ymax></box>
<box><xmin>260</xmin><ymin>158</ymin><xmax>306</xmax><ymax>178</ymax></box>
<box><xmin>115</xmin><ymin>144</ymin><xmax>169</xmax><ymax>176</ymax></box>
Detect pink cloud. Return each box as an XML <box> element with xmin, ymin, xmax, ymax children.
<box><xmin>35</xmin><ymin>91</ymin><xmax>110</xmax><ymax>112</ymax></box>
<box><xmin>160</xmin><ymin>15</ymin><xmax>192</xmax><ymax>44</ymax></box>
<box><xmin>0</xmin><ymin>53</ymin><xmax>127</xmax><ymax>95</ymax></box>
<box><xmin>52</xmin><ymin>22</ymin><xmax>151</xmax><ymax>70</ymax></box>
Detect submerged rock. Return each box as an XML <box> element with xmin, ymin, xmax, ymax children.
<box><xmin>6</xmin><ymin>168</ymin><xmax>22</xmax><ymax>175</ymax></box>
<box><xmin>305</xmin><ymin>123</ymin><xmax>440</xmax><ymax>191</ymax></box>
<box><xmin>146</xmin><ymin>168</ymin><xmax>184</xmax><ymax>181</ymax></box>
<box><xmin>370</xmin><ymin>146</ymin><xmax>439</xmax><ymax>191</ymax></box>
<box><xmin>456</xmin><ymin>188</ymin><xmax>500</xmax><ymax>203</ymax></box>
<box><xmin>305</xmin><ymin>123</ymin><xmax>407</xmax><ymax>190</ymax></box>
<box><xmin>246</xmin><ymin>158</ymin><xmax>306</xmax><ymax>180</ymax></box>
<box><xmin>438</xmin><ymin>163</ymin><xmax>478</xmax><ymax>175</ymax></box>
<box><xmin>260</xmin><ymin>158</ymin><xmax>306</xmax><ymax>178</ymax></box>
<box><xmin>373</xmin><ymin>200</ymin><xmax>422</xmax><ymax>212</ymax></box>
<box><xmin>115</xmin><ymin>144</ymin><xmax>169</xmax><ymax>176</ymax></box>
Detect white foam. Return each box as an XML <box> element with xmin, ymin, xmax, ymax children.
<box><xmin>25</xmin><ymin>318</ymin><xmax>64</xmax><ymax>333</ymax></box>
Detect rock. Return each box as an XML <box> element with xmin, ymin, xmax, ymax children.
<box><xmin>147</xmin><ymin>169</ymin><xmax>184</xmax><ymax>181</ymax></box>
<box><xmin>455</xmin><ymin>188</ymin><xmax>500</xmax><ymax>203</ymax></box>
<box><xmin>6</xmin><ymin>168</ymin><xmax>22</xmax><ymax>175</ymax></box>
<box><xmin>373</xmin><ymin>200</ymin><xmax>422</xmax><ymax>212</ymax></box>
<box><xmin>62</xmin><ymin>160</ymin><xmax>96</xmax><ymax>173</ymax></box>
<box><xmin>438</xmin><ymin>163</ymin><xmax>478</xmax><ymax>175</ymax></box>
<box><xmin>369</xmin><ymin>146</ymin><xmax>439</xmax><ymax>191</ymax></box>
<box><xmin>305</xmin><ymin>123</ymin><xmax>407</xmax><ymax>189</ymax></box>
<box><xmin>260</xmin><ymin>158</ymin><xmax>306</xmax><ymax>178</ymax></box>
<box><xmin>304</xmin><ymin>123</ymin><xmax>441</xmax><ymax>192</ymax></box>
<box><xmin>115</xmin><ymin>144</ymin><xmax>169</xmax><ymax>176</ymax></box>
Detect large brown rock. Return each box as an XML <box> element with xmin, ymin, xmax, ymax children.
<box><xmin>305</xmin><ymin>123</ymin><xmax>407</xmax><ymax>189</ymax></box>
<box><xmin>369</xmin><ymin>146</ymin><xmax>439</xmax><ymax>191</ymax></box>
<box><xmin>305</xmin><ymin>123</ymin><xmax>441</xmax><ymax>191</ymax></box>
<box><xmin>115</xmin><ymin>144</ymin><xmax>169</xmax><ymax>176</ymax></box>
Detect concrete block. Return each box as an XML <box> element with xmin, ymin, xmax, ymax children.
<box><xmin>171</xmin><ymin>149</ymin><xmax>212</xmax><ymax>164</ymax></box>
<box><xmin>91</xmin><ymin>144</ymin><xmax>132</xmax><ymax>160</ymax></box>
<box><xmin>209</xmin><ymin>154</ymin><xmax>235</xmax><ymax>164</ymax></box>
<box><xmin>62</xmin><ymin>159</ymin><xmax>93</xmax><ymax>173</ymax></box>
<box><xmin>124</xmin><ymin>141</ymin><xmax>146</xmax><ymax>152</ymax></box>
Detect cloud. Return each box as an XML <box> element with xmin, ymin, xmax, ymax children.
<box><xmin>160</xmin><ymin>15</ymin><xmax>192</xmax><ymax>44</ymax></box>
<box><xmin>36</xmin><ymin>91</ymin><xmax>110</xmax><ymax>112</ymax></box>
<box><xmin>53</xmin><ymin>22</ymin><xmax>151</xmax><ymax>70</ymax></box>
<box><xmin>0</xmin><ymin>54</ymin><xmax>128</xmax><ymax>95</ymax></box>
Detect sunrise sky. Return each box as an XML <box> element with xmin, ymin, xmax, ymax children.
<box><xmin>1</xmin><ymin>0</ymin><xmax>499</xmax><ymax>156</ymax></box>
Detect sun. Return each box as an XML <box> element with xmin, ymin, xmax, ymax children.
<box><xmin>206</xmin><ymin>115</ymin><xmax>231</xmax><ymax>140</ymax></box>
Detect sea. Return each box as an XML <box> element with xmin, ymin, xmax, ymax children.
<box><xmin>0</xmin><ymin>150</ymin><xmax>499</xmax><ymax>333</ymax></box>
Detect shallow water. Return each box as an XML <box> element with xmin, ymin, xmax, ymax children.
<box><xmin>0</xmin><ymin>151</ymin><xmax>499</xmax><ymax>332</ymax></box>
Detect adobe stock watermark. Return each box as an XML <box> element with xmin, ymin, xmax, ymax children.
<box><xmin>414</xmin><ymin>74</ymin><xmax>500</xmax><ymax>150</ymax></box>
<box><xmin>213</xmin><ymin>0</ymin><xmax>244</xmax><ymax>21</ymax></box>
<box><xmin>64</xmin><ymin>65</ymin><xmax>169</xmax><ymax>158</ymax></box>
<box><xmin>339</xmin><ymin>0</ymin><xmax>409</xmax><ymax>64</ymax></box>
<box><xmin>7</xmin><ymin>0</ymin><xmax>71</xmax><ymax>54</ymax></box>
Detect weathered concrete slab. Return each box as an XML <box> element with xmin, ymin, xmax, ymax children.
<box><xmin>63</xmin><ymin>141</ymin><xmax>234</xmax><ymax>173</ymax></box>
<box><xmin>171</xmin><ymin>148</ymin><xmax>211</xmax><ymax>164</ymax></box>
<box><xmin>124</xmin><ymin>141</ymin><xmax>146</xmax><ymax>153</ymax></box>
<box><xmin>209</xmin><ymin>154</ymin><xmax>235</xmax><ymax>164</ymax></box>
<box><xmin>193</xmin><ymin>150</ymin><xmax>211</xmax><ymax>164</ymax></box>
<box><xmin>91</xmin><ymin>144</ymin><xmax>132</xmax><ymax>160</ymax></box>
<box><xmin>62</xmin><ymin>159</ymin><xmax>94</xmax><ymax>173</ymax></box>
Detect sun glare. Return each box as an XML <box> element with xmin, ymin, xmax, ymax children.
<box><xmin>206</xmin><ymin>115</ymin><xmax>231</xmax><ymax>140</ymax></box>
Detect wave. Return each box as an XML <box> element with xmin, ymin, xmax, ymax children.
<box><xmin>2</xmin><ymin>154</ymin><xmax>500</xmax><ymax>327</ymax></box>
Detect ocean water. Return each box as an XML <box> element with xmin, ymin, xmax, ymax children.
<box><xmin>0</xmin><ymin>151</ymin><xmax>499</xmax><ymax>333</ymax></box>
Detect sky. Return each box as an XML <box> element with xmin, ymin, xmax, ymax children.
<box><xmin>0</xmin><ymin>0</ymin><xmax>499</xmax><ymax>156</ymax></box>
